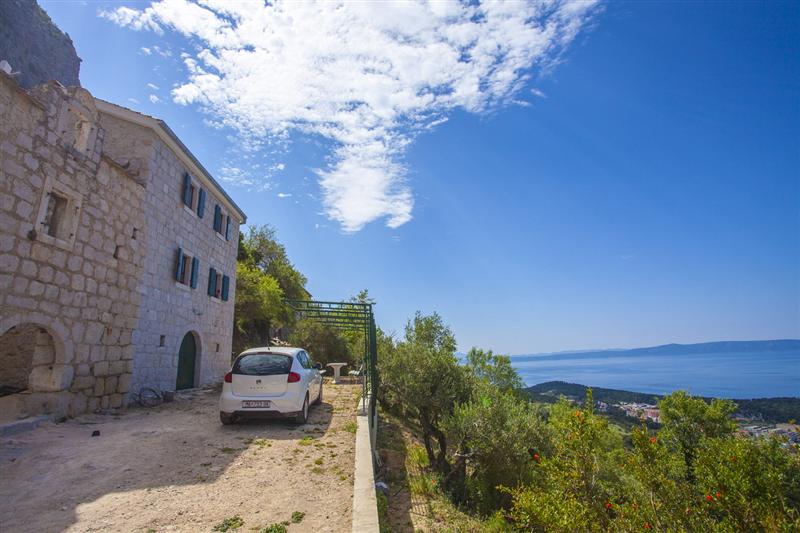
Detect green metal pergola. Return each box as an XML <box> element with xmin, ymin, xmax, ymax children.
<box><xmin>284</xmin><ymin>299</ymin><xmax>378</xmax><ymax>419</ymax></box>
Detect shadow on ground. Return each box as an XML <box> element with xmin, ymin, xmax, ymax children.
<box><xmin>0</xmin><ymin>383</ymin><xmax>358</xmax><ymax>532</ymax></box>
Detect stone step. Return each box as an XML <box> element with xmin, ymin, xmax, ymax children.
<box><xmin>0</xmin><ymin>415</ymin><xmax>53</xmax><ymax>437</ymax></box>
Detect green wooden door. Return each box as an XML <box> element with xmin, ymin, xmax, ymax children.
<box><xmin>176</xmin><ymin>332</ymin><xmax>196</xmax><ymax>390</ymax></box>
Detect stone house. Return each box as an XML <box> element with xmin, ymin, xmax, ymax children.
<box><xmin>0</xmin><ymin>71</ymin><xmax>245</xmax><ymax>422</ymax></box>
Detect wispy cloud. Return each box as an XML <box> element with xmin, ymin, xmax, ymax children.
<box><xmin>277</xmin><ymin>192</ymin><xmax>292</xmax><ymax>198</ymax></box>
<box><xmin>148</xmin><ymin>94</ymin><xmax>161</xmax><ymax>104</ymax></box>
<box><xmin>101</xmin><ymin>0</ymin><xmax>599</xmax><ymax>232</ymax></box>
<box><xmin>531</xmin><ymin>88</ymin><xmax>548</xmax><ymax>98</ymax></box>
<box><xmin>147</xmin><ymin>82</ymin><xmax>160</xmax><ymax>90</ymax></box>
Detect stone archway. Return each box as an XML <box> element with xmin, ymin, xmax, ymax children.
<box><xmin>0</xmin><ymin>324</ymin><xmax>70</xmax><ymax>393</ymax></box>
<box><xmin>0</xmin><ymin>323</ymin><xmax>74</xmax><ymax>422</ymax></box>
<box><xmin>0</xmin><ymin>324</ymin><xmax>43</xmax><ymax>395</ymax></box>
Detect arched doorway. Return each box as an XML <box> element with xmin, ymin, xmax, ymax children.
<box><xmin>176</xmin><ymin>332</ymin><xmax>197</xmax><ymax>390</ymax></box>
<box><xmin>0</xmin><ymin>324</ymin><xmax>55</xmax><ymax>396</ymax></box>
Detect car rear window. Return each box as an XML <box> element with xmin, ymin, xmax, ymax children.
<box><xmin>233</xmin><ymin>353</ymin><xmax>292</xmax><ymax>376</ymax></box>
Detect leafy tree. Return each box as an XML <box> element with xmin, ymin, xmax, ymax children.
<box><xmin>289</xmin><ymin>318</ymin><xmax>352</xmax><ymax>367</ymax></box>
<box><xmin>445</xmin><ymin>382</ymin><xmax>552</xmax><ymax>512</ymax></box>
<box><xmin>232</xmin><ymin>225</ymin><xmax>308</xmax><ymax>354</ymax></box>
<box><xmin>232</xmin><ymin>263</ymin><xmax>285</xmax><ymax>354</ymax></box>
<box><xmin>380</xmin><ymin>312</ymin><xmax>471</xmax><ymax>475</ymax></box>
<box><xmin>503</xmin><ymin>392</ymin><xmax>625</xmax><ymax>532</ymax></box>
<box><xmin>693</xmin><ymin>435</ymin><xmax>800</xmax><ymax>530</ymax></box>
<box><xmin>464</xmin><ymin>348</ymin><xmax>523</xmax><ymax>393</ymax></box>
<box><xmin>658</xmin><ymin>391</ymin><xmax>737</xmax><ymax>480</ymax></box>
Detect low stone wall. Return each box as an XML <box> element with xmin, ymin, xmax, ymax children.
<box><xmin>352</xmin><ymin>394</ymin><xmax>380</xmax><ymax>533</ymax></box>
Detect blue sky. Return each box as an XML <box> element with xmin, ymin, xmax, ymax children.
<box><xmin>41</xmin><ymin>1</ymin><xmax>799</xmax><ymax>354</ymax></box>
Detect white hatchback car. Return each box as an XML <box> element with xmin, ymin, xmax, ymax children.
<box><xmin>219</xmin><ymin>347</ymin><xmax>323</xmax><ymax>425</ymax></box>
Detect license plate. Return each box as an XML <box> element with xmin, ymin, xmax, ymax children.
<box><xmin>242</xmin><ymin>400</ymin><xmax>271</xmax><ymax>408</ymax></box>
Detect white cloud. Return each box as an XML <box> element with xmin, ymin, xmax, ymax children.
<box><xmin>149</xmin><ymin>94</ymin><xmax>161</xmax><ymax>103</ymax></box>
<box><xmin>152</xmin><ymin>44</ymin><xmax>173</xmax><ymax>57</ymax></box>
<box><xmin>531</xmin><ymin>88</ymin><xmax>548</xmax><ymax>98</ymax></box>
<box><xmin>140</xmin><ymin>46</ymin><xmax>152</xmax><ymax>55</ymax></box>
<box><xmin>101</xmin><ymin>0</ymin><xmax>599</xmax><ymax>232</ymax></box>
<box><xmin>147</xmin><ymin>82</ymin><xmax>160</xmax><ymax>90</ymax></box>
<box><xmin>277</xmin><ymin>192</ymin><xmax>292</xmax><ymax>198</ymax></box>
<box><xmin>128</xmin><ymin>97</ymin><xmax>140</xmax><ymax>104</ymax></box>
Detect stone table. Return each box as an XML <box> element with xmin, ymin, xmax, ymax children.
<box><xmin>327</xmin><ymin>363</ymin><xmax>348</xmax><ymax>384</ymax></box>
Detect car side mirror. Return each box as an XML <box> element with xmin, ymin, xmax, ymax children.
<box><xmin>313</xmin><ymin>363</ymin><xmax>322</xmax><ymax>370</ymax></box>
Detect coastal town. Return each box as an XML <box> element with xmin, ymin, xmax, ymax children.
<box><xmin>608</xmin><ymin>400</ymin><xmax>800</xmax><ymax>447</ymax></box>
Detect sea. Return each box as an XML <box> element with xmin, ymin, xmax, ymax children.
<box><xmin>511</xmin><ymin>349</ymin><xmax>800</xmax><ymax>399</ymax></box>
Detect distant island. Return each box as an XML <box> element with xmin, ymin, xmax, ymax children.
<box><xmin>515</xmin><ymin>338</ymin><xmax>800</xmax><ymax>360</ymax></box>
<box><xmin>525</xmin><ymin>380</ymin><xmax>800</xmax><ymax>425</ymax></box>
<box><xmin>509</xmin><ymin>339</ymin><xmax>800</xmax><ymax>400</ymax></box>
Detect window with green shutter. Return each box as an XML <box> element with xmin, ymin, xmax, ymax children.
<box><xmin>174</xmin><ymin>247</ymin><xmax>184</xmax><ymax>281</ymax></box>
<box><xmin>213</xmin><ymin>204</ymin><xmax>222</xmax><ymax>232</ymax></box>
<box><xmin>197</xmin><ymin>188</ymin><xmax>206</xmax><ymax>218</ymax></box>
<box><xmin>182</xmin><ymin>173</ymin><xmax>192</xmax><ymax>206</ymax></box>
<box><xmin>208</xmin><ymin>267</ymin><xmax>217</xmax><ymax>296</ymax></box>
<box><xmin>190</xmin><ymin>257</ymin><xmax>199</xmax><ymax>288</ymax></box>
<box><xmin>221</xmin><ymin>275</ymin><xmax>230</xmax><ymax>301</ymax></box>
<box><xmin>175</xmin><ymin>248</ymin><xmax>193</xmax><ymax>286</ymax></box>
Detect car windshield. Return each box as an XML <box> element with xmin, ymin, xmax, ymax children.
<box><xmin>233</xmin><ymin>353</ymin><xmax>292</xmax><ymax>376</ymax></box>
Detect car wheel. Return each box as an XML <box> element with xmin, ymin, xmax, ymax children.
<box><xmin>295</xmin><ymin>394</ymin><xmax>309</xmax><ymax>425</ymax></box>
<box><xmin>312</xmin><ymin>382</ymin><xmax>323</xmax><ymax>405</ymax></box>
<box><xmin>220</xmin><ymin>412</ymin><xmax>236</xmax><ymax>425</ymax></box>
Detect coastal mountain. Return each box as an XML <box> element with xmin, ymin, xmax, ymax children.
<box><xmin>514</xmin><ymin>339</ymin><xmax>800</xmax><ymax>360</ymax></box>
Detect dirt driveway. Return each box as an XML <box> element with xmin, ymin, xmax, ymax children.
<box><xmin>0</xmin><ymin>381</ymin><xmax>361</xmax><ymax>533</ymax></box>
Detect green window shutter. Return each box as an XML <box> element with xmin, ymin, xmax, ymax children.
<box><xmin>213</xmin><ymin>204</ymin><xmax>222</xmax><ymax>232</ymax></box>
<box><xmin>182</xmin><ymin>173</ymin><xmax>192</xmax><ymax>206</ymax></box>
<box><xmin>197</xmin><ymin>189</ymin><xmax>206</xmax><ymax>218</ymax></box>
<box><xmin>174</xmin><ymin>247</ymin><xmax>184</xmax><ymax>281</ymax></box>
<box><xmin>225</xmin><ymin>216</ymin><xmax>231</xmax><ymax>240</ymax></box>
<box><xmin>208</xmin><ymin>267</ymin><xmax>217</xmax><ymax>296</ymax></box>
<box><xmin>190</xmin><ymin>257</ymin><xmax>199</xmax><ymax>288</ymax></box>
<box><xmin>221</xmin><ymin>274</ymin><xmax>230</xmax><ymax>301</ymax></box>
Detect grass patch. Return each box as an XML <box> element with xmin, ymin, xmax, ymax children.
<box><xmin>252</xmin><ymin>438</ymin><xmax>271</xmax><ymax>447</ymax></box>
<box><xmin>378</xmin><ymin>410</ymin><xmax>491</xmax><ymax>532</ymax></box>
<box><xmin>377</xmin><ymin>490</ymin><xmax>390</xmax><ymax>533</ymax></box>
<box><xmin>408</xmin><ymin>445</ymin><xmax>429</xmax><ymax>467</ymax></box>
<box><xmin>212</xmin><ymin>515</ymin><xmax>244</xmax><ymax>532</ymax></box>
<box><xmin>310</xmin><ymin>466</ymin><xmax>324</xmax><ymax>474</ymax></box>
<box><xmin>258</xmin><ymin>524</ymin><xmax>286</xmax><ymax>533</ymax></box>
<box><xmin>298</xmin><ymin>436</ymin><xmax>314</xmax><ymax>446</ymax></box>
<box><xmin>314</xmin><ymin>457</ymin><xmax>324</xmax><ymax>465</ymax></box>
<box><xmin>290</xmin><ymin>511</ymin><xmax>305</xmax><ymax>523</ymax></box>
<box><xmin>342</xmin><ymin>420</ymin><xmax>358</xmax><ymax>434</ymax></box>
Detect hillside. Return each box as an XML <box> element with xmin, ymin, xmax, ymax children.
<box><xmin>525</xmin><ymin>381</ymin><xmax>800</xmax><ymax>424</ymax></box>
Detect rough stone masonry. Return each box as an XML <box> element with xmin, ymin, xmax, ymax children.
<box><xmin>0</xmin><ymin>3</ymin><xmax>245</xmax><ymax>421</ymax></box>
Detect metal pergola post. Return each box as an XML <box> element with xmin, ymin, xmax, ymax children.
<box><xmin>284</xmin><ymin>299</ymin><xmax>378</xmax><ymax>421</ymax></box>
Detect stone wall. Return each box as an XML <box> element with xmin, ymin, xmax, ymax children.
<box><xmin>98</xmin><ymin>114</ymin><xmax>240</xmax><ymax>394</ymax></box>
<box><xmin>0</xmin><ymin>73</ymin><xmax>145</xmax><ymax>419</ymax></box>
<box><xmin>0</xmin><ymin>0</ymin><xmax>81</xmax><ymax>89</ymax></box>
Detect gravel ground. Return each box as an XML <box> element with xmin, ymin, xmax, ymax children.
<box><xmin>0</xmin><ymin>381</ymin><xmax>361</xmax><ymax>533</ymax></box>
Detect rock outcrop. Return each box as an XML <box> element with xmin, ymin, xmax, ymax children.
<box><xmin>0</xmin><ymin>0</ymin><xmax>81</xmax><ymax>89</ymax></box>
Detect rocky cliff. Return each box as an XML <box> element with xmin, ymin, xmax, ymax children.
<box><xmin>0</xmin><ymin>0</ymin><xmax>81</xmax><ymax>88</ymax></box>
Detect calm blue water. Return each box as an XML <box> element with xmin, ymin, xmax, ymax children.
<box><xmin>511</xmin><ymin>350</ymin><xmax>800</xmax><ymax>398</ymax></box>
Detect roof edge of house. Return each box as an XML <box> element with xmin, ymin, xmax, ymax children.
<box><xmin>94</xmin><ymin>98</ymin><xmax>247</xmax><ymax>224</ymax></box>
